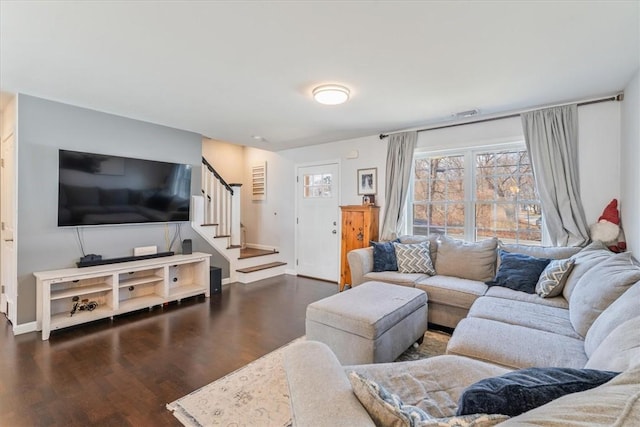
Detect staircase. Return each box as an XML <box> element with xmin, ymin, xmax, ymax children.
<box><xmin>191</xmin><ymin>158</ymin><xmax>287</xmax><ymax>284</ymax></box>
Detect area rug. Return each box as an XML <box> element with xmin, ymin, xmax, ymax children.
<box><xmin>167</xmin><ymin>330</ymin><xmax>450</xmax><ymax>427</ymax></box>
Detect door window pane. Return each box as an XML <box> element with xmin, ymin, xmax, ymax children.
<box><xmin>303</xmin><ymin>174</ymin><xmax>333</xmax><ymax>198</ymax></box>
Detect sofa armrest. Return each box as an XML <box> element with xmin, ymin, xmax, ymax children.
<box><xmin>284</xmin><ymin>341</ymin><xmax>374</xmax><ymax>427</ymax></box>
<box><xmin>347</xmin><ymin>247</ymin><xmax>374</xmax><ymax>287</ymax></box>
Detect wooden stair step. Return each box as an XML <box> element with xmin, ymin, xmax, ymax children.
<box><xmin>214</xmin><ymin>235</ymin><xmax>230</xmax><ymax>238</ymax></box>
<box><xmin>227</xmin><ymin>245</ymin><xmax>242</xmax><ymax>249</ymax></box>
<box><xmin>201</xmin><ymin>223</ymin><xmax>218</xmax><ymax>227</ymax></box>
<box><xmin>236</xmin><ymin>262</ymin><xmax>287</xmax><ymax>274</ymax></box>
<box><xmin>239</xmin><ymin>248</ymin><xmax>279</xmax><ymax>260</ymax></box>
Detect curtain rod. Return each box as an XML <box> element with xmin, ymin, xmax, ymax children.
<box><xmin>379</xmin><ymin>93</ymin><xmax>624</xmax><ymax>140</ymax></box>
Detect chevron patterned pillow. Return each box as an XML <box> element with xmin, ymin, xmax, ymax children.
<box><xmin>536</xmin><ymin>258</ymin><xmax>576</xmax><ymax>298</ymax></box>
<box><xmin>393</xmin><ymin>241</ymin><xmax>436</xmax><ymax>275</ymax></box>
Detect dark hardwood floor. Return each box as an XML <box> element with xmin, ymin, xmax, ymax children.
<box><xmin>0</xmin><ymin>275</ymin><xmax>337</xmax><ymax>426</ymax></box>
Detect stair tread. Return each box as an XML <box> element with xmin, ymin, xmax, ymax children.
<box><xmin>201</xmin><ymin>223</ymin><xmax>218</xmax><ymax>227</ymax></box>
<box><xmin>236</xmin><ymin>262</ymin><xmax>287</xmax><ymax>274</ymax></box>
<box><xmin>214</xmin><ymin>235</ymin><xmax>230</xmax><ymax>238</ymax></box>
<box><xmin>227</xmin><ymin>245</ymin><xmax>242</xmax><ymax>249</ymax></box>
<box><xmin>239</xmin><ymin>248</ymin><xmax>279</xmax><ymax>260</ymax></box>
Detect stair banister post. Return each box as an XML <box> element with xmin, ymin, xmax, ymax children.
<box><xmin>230</xmin><ymin>184</ymin><xmax>242</xmax><ymax>247</ymax></box>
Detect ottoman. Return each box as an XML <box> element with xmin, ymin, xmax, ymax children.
<box><xmin>306</xmin><ymin>281</ymin><xmax>428</xmax><ymax>365</ymax></box>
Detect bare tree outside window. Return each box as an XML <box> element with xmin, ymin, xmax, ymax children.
<box><xmin>411</xmin><ymin>147</ymin><xmax>542</xmax><ymax>244</ymax></box>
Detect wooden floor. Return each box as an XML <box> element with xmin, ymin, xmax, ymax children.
<box><xmin>0</xmin><ymin>275</ymin><xmax>337</xmax><ymax>426</ymax></box>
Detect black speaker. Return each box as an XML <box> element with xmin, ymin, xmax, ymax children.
<box><xmin>210</xmin><ymin>266</ymin><xmax>222</xmax><ymax>295</ymax></box>
<box><xmin>182</xmin><ymin>239</ymin><xmax>192</xmax><ymax>255</ymax></box>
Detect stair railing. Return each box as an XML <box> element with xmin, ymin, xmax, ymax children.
<box><xmin>201</xmin><ymin>157</ymin><xmax>241</xmax><ymax>246</ymax></box>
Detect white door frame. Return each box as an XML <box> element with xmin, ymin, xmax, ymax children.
<box><xmin>294</xmin><ymin>159</ymin><xmax>341</xmax><ymax>282</ymax></box>
<box><xmin>1</xmin><ymin>130</ymin><xmax>18</xmax><ymax>326</ymax></box>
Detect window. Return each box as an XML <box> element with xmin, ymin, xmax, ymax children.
<box><xmin>411</xmin><ymin>145</ymin><xmax>542</xmax><ymax>245</ymax></box>
<box><xmin>303</xmin><ymin>173</ymin><xmax>333</xmax><ymax>198</ymax></box>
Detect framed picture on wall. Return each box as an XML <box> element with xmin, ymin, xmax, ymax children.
<box><xmin>357</xmin><ymin>168</ymin><xmax>377</xmax><ymax>195</ymax></box>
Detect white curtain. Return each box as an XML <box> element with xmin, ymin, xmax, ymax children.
<box><xmin>380</xmin><ymin>131</ymin><xmax>418</xmax><ymax>241</ymax></box>
<box><xmin>521</xmin><ymin>105</ymin><xmax>590</xmax><ymax>246</ymax></box>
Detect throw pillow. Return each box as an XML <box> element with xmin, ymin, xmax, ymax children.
<box><xmin>393</xmin><ymin>241</ymin><xmax>436</xmax><ymax>275</ymax></box>
<box><xmin>371</xmin><ymin>239</ymin><xmax>400</xmax><ymax>272</ymax></box>
<box><xmin>348</xmin><ymin>371</ymin><xmax>432</xmax><ymax>427</ymax></box>
<box><xmin>535</xmin><ymin>258</ymin><xmax>575</xmax><ymax>298</ymax></box>
<box><xmin>457</xmin><ymin>367</ymin><xmax>619</xmax><ymax>417</ymax></box>
<box><xmin>416</xmin><ymin>413</ymin><xmax>510</xmax><ymax>427</ymax></box>
<box><xmin>485</xmin><ymin>250</ymin><xmax>551</xmax><ymax>294</ymax></box>
<box><xmin>435</xmin><ymin>236</ymin><xmax>498</xmax><ymax>282</ymax></box>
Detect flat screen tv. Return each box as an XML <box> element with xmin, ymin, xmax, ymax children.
<box><xmin>58</xmin><ymin>149</ymin><xmax>192</xmax><ymax>227</ymax></box>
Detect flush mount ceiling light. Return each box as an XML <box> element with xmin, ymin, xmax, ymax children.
<box><xmin>312</xmin><ymin>84</ymin><xmax>350</xmax><ymax>105</ymax></box>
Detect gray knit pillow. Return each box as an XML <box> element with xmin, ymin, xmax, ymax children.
<box><xmin>536</xmin><ymin>258</ymin><xmax>575</xmax><ymax>298</ymax></box>
<box><xmin>393</xmin><ymin>241</ymin><xmax>436</xmax><ymax>275</ymax></box>
<box><xmin>348</xmin><ymin>371</ymin><xmax>432</xmax><ymax>427</ymax></box>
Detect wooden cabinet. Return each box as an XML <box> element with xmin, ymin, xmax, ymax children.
<box><xmin>34</xmin><ymin>253</ymin><xmax>211</xmax><ymax>340</ymax></box>
<box><xmin>340</xmin><ymin>205</ymin><xmax>379</xmax><ymax>291</ymax></box>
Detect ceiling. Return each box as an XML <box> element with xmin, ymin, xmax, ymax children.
<box><xmin>1</xmin><ymin>1</ymin><xmax>638</xmax><ymax>151</ymax></box>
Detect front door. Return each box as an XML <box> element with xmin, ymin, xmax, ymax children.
<box><xmin>296</xmin><ymin>163</ymin><xmax>340</xmax><ymax>282</ymax></box>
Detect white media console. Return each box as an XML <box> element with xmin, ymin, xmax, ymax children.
<box><xmin>34</xmin><ymin>252</ymin><xmax>211</xmax><ymax>340</ymax></box>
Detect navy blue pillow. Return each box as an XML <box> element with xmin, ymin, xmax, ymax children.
<box><xmin>485</xmin><ymin>250</ymin><xmax>551</xmax><ymax>294</ymax></box>
<box><xmin>457</xmin><ymin>367</ymin><xmax>619</xmax><ymax>417</ymax></box>
<box><xmin>371</xmin><ymin>240</ymin><xmax>399</xmax><ymax>272</ymax></box>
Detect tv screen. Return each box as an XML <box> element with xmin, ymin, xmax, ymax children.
<box><xmin>58</xmin><ymin>149</ymin><xmax>192</xmax><ymax>226</ymax></box>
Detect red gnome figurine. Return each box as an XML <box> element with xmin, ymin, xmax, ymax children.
<box><xmin>589</xmin><ymin>199</ymin><xmax>627</xmax><ymax>253</ymax></box>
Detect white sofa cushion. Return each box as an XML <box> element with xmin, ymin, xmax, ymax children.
<box><xmin>499</xmin><ymin>241</ymin><xmax>581</xmax><ymax>259</ymax></box>
<box><xmin>447</xmin><ymin>318</ymin><xmax>588</xmax><ymax>369</ymax></box>
<box><xmin>435</xmin><ymin>236</ymin><xmax>497</xmax><ymax>282</ymax></box>
<box><xmin>562</xmin><ymin>241</ymin><xmax>612</xmax><ymax>300</ymax></box>
<box><xmin>585</xmin><ymin>281</ymin><xmax>640</xmax><ymax>357</ymax></box>
<box><xmin>364</xmin><ymin>271</ymin><xmax>427</xmax><ymax>286</ymax></box>
<box><xmin>415</xmin><ymin>276</ymin><xmax>487</xmax><ymax>309</ymax></box>
<box><xmin>484</xmin><ymin>286</ymin><xmax>569</xmax><ymax>308</ymax></box>
<box><xmin>467</xmin><ymin>297</ymin><xmax>580</xmax><ymax>339</ymax></box>
<box><xmin>585</xmin><ymin>316</ymin><xmax>640</xmax><ymax>372</ymax></box>
<box><xmin>569</xmin><ymin>252</ymin><xmax>640</xmax><ymax>337</ymax></box>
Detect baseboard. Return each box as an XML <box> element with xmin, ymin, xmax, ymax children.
<box><xmin>284</xmin><ymin>269</ymin><xmax>297</xmax><ymax>276</ymax></box>
<box><xmin>245</xmin><ymin>243</ymin><xmax>279</xmax><ymax>252</ymax></box>
<box><xmin>13</xmin><ymin>321</ymin><xmax>37</xmax><ymax>335</ymax></box>
<box><xmin>222</xmin><ymin>277</ymin><xmax>232</xmax><ymax>286</ymax></box>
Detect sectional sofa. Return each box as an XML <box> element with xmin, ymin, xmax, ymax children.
<box><xmin>347</xmin><ymin>235</ymin><xmax>583</xmax><ymax>329</ymax></box>
<box><xmin>284</xmin><ymin>236</ymin><xmax>640</xmax><ymax>425</ymax></box>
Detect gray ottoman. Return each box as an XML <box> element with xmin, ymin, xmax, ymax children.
<box><xmin>306</xmin><ymin>281</ymin><xmax>428</xmax><ymax>365</ymax></box>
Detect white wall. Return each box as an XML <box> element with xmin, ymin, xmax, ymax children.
<box><xmin>620</xmin><ymin>69</ymin><xmax>640</xmax><ymax>254</ymax></box>
<box><xmin>578</xmin><ymin>102</ymin><xmax>621</xmax><ymax>223</ymax></box>
<box><xmin>417</xmin><ymin>102</ymin><xmax>621</xmax><ymax>224</ymax></box>
<box><xmin>243</xmin><ymin>102</ymin><xmax>623</xmax><ymax>274</ymax></box>
<box><xmin>202</xmin><ymin>138</ymin><xmax>245</xmax><ymax>184</ymax></box>
<box><xmin>242</xmin><ymin>135</ymin><xmax>387</xmax><ymax>269</ymax></box>
<box><xmin>417</xmin><ymin>116</ymin><xmax>524</xmax><ymax>151</ymax></box>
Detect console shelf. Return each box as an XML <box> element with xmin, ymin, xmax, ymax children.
<box><xmin>35</xmin><ymin>252</ymin><xmax>211</xmax><ymax>340</ymax></box>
